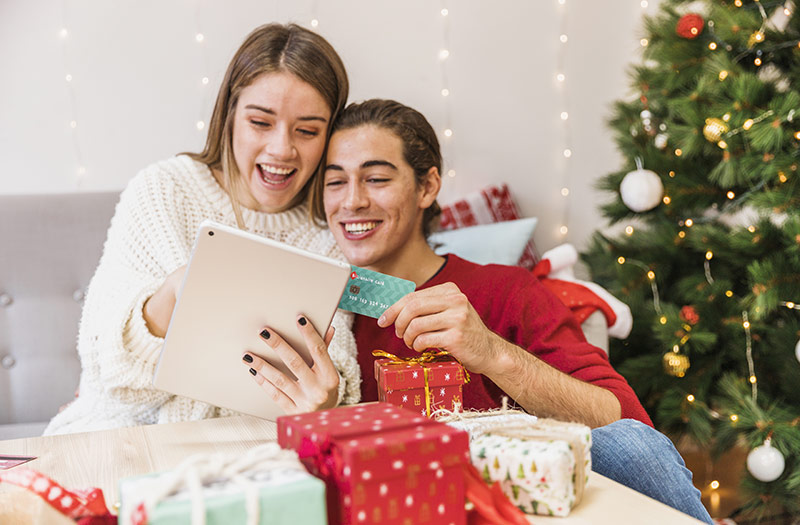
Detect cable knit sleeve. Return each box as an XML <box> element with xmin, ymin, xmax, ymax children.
<box><xmin>45</xmin><ymin>164</ymin><xmax>217</xmax><ymax>434</ymax></box>
<box><xmin>303</xmin><ymin>228</ymin><xmax>362</xmax><ymax>406</ymax></box>
<box><xmin>327</xmin><ymin>309</ymin><xmax>361</xmax><ymax>405</ymax></box>
<box><xmin>87</xmin><ymin>170</ymin><xmax>191</xmax><ymax>390</ymax></box>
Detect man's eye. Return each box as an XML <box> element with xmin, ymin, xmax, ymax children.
<box><xmin>367</xmin><ymin>178</ymin><xmax>389</xmax><ymax>183</ymax></box>
<box><xmin>325</xmin><ymin>180</ymin><xmax>345</xmax><ymax>187</ymax></box>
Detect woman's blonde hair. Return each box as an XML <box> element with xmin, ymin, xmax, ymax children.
<box><xmin>187</xmin><ymin>23</ymin><xmax>349</xmax><ymax>227</ymax></box>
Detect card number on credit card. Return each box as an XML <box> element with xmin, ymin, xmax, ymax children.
<box><xmin>337</xmin><ymin>265</ymin><xmax>416</xmax><ymax>318</ymax></box>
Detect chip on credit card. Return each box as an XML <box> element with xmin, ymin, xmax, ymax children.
<box><xmin>338</xmin><ymin>265</ymin><xmax>416</xmax><ymax>318</ymax></box>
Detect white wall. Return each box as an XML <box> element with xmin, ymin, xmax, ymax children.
<box><xmin>0</xmin><ymin>0</ymin><xmax>658</xmax><ymax>252</ymax></box>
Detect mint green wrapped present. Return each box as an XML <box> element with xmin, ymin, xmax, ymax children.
<box><xmin>118</xmin><ymin>443</ymin><xmax>326</xmax><ymax>525</ymax></box>
<box><xmin>436</xmin><ymin>408</ymin><xmax>591</xmax><ymax>517</ymax></box>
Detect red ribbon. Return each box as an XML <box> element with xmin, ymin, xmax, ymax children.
<box><xmin>0</xmin><ymin>467</ymin><xmax>115</xmax><ymax>523</ymax></box>
<box><xmin>298</xmin><ymin>436</ymin><xmax>341</xmax><ymax>484</ymax></box>
<box><xmin>462</xmin><ymin>463</ymin><xmax>530</xmax><ymax>525</ymax></box>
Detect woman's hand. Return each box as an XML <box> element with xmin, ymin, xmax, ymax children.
<box><xmin>378</xmin><ymin>282</ymin><xmax>502</xmax><ymax>375</ymax></box>
<box><xmin>143</xmin><ymin>265</ymin><xmax>187</xmax><ymax>338</ymax></box>
<box><xmin>243</xmin><ymin>315</ymin><xmax>340</xmax><ymax>414</ymax></box>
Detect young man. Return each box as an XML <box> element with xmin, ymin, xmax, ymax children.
<box><xmin>316</xmin><ymin>99</ymin><xmax>712</xmax><ymax>524</ymax></box>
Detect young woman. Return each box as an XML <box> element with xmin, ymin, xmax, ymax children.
<box><xmin>45</xmin><ymin>23</ymin><xmax>360</xmax><ymax>435</ymax></box>
<box><xmin>315</xmin><ymin>98</ymin><xmax>713</xmax><ymax>524</ymax></box>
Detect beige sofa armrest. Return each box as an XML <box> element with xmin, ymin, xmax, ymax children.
<box><xmin>581</xmin><ymin>310</ymin><xmax>609</xmax><ymax>355</ymax></box>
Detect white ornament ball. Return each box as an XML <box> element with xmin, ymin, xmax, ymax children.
<box><xmin>746</xmin><ymin>441</ymin><xmax>785</xmax><ymax>482</ymax></box>
<box><xmin>640</xmin><ymin>110</ymin><xmax>652</xmax><ymax>120</ymax></box>
<box><xmin>620</xmin><ymin>169</ymin><xmax>664</xmax><ymax>212</ymax></box>
<box><xmin>795</xmin><ymin>338</ymin><xmax>800</xmax><ymax>364</ymax></box>
<box><xmin>654</xmin><ymin>133</ymin><xmax>669</xmax><ymax>149</ymax></box>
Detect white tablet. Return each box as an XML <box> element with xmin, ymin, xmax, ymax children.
<box><xmin>153</xmin><ymin>220</ymin><xmax>351</xmax><ymax>420</ymax></box>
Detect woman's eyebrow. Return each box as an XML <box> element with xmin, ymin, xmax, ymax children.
<box><xmin>244</xmin><ymin>104</ymin><xmax>327</xmax><ymax>123</ymax></box>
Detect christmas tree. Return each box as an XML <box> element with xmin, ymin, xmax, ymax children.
<box><xmin>582</xmin><ymin>0</ymin><xmax>800</xmax><ymax>520</ymax></box>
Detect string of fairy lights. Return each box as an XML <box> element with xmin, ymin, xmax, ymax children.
<box><xmin>438</xmin><ymin>0</ymin><xmax>456</xmax><ymax>181</ymax></box>
<box><xmin>194</xmin><ymin>4</ymin><xmax>211</xmax><ymax>135</ymax></box>
<box><xmin>54</xmin><ymin>0</ymin><xmax>630</xmax><ymax>240</ymax></box>
<box><xmin>555</xmin><ymin>0</ymin><xmax>653</xmax><ymax>238</ymax></box>
<box><xmin>555</xmin><ymin>0</ymin><xmax>572</xmax><ymax>238</ymax></box>
<box><xmin>618</xmin><ymin>239</ymin><xmax>800</xmax><ymax>487</ymax></box>
<box><xmin>619</xmin><ymin>0</ymin><xmax>799</xmax><ymax>482</ymax></box>
<box><xmin>59</xmin><ymin>1</ymin><xmax>86</xmax><ymax>187</ymax></box>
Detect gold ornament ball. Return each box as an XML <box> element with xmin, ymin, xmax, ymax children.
<box><xmin>663</xmin><ymin>351</ymin><xmax>690</xmax><ymax>377</ymax></box>
<box><xmin>703</xmin><ymin>118</ymin><xmax>729</xmax><ymax>142</ymax></box>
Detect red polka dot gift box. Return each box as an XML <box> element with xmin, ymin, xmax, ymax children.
<box><xmin>277</xmin><ymin>402</ymin><xmax>471</xmax><ymax>525</ymax></box>
<box><xmin>373</xmin><ymin>350</ymin><xmax>468</xmax><ymax>418</ymax></box>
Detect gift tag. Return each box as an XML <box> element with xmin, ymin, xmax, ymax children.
<box><xmin>338</xmin><ymin>265</ymin><xmax>415</xmax><ymax>318</ymax></box>
<box><xmin>0</xmin><ymin>455</ymin><xmax>36</xmax><ymax>470</ymax></box>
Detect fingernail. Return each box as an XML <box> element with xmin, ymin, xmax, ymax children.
<box><xmin>378</xmin><ymin>315</ymin><xmax>386</xmax><ymax>326</ymax></box>
<box><xmin>243</xmin><ymin>354</ymin><xmax>253</xmax><ymax>363</ymax></box>
<box><xmin>260</xmin><ymin>329</ymin><xmax>270</xmax><ymax>340</ymax></box>
<box><xmin>298</xmin><ymin>317</ymin><xmax>307</xmax><ymax>326</ymax></box>
<box><xmin>249</xmin><ymin>368</ymin><xmax>257</xmax><ymax>376</ymax></box>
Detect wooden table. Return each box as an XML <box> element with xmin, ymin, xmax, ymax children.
<box><xmin>0</xmin><ymin>416</ymin><xmax>703</xmax><ymax>524</ymax></box>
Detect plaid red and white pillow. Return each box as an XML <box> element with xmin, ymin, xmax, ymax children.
<box><xmin>439</xmin><ymin>184</ymin><xmax>538</xmax><ymax>269</ymax></box>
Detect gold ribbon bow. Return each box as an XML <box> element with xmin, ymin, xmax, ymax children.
<box><xmin>372</xmin><ymin>349</ymin><xmax>470</xmax><ymax>417</ymax></box>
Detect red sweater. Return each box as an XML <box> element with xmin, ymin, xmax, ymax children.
<box><xmin>354</xmin><ymin>254</ymin><xmax>652</xmax><ymax>426</ymax></box>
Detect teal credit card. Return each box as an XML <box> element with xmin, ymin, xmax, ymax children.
<box><xmin>337</xmin><ymin>265</ymin><xmax>416</xmax><ymax>318</ymax></box>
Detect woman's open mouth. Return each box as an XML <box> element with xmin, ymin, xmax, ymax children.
<box><xmin>257</xmin><ymin>163</ymin><xmax>297</xmax><ymax>188</ymax></box>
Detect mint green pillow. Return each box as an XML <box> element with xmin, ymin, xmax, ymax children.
<box><xmin>429</xmin><ymin>217</ymin><xmax>538</xmax><ymax>266</ymax></box>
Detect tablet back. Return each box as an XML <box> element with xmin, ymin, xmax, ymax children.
<box><xmin>153</xmin><ymin>220</ymin><xmax>351</xmax><ymax>420</ymax></box>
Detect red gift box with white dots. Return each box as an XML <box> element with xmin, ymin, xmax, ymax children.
<box><xmin>277</xmin><ymin>402</ymin><xmax>470</xmax><ymax>525</ymax></box>
<box><xmin>374</xmin><ymin>359</ymin><xmax>466</xmax><ymax>418</ymax></box>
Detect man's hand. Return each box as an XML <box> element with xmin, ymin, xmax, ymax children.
<box><xmin>243</xmin><ymin>315</ymin><xmax>340</xmax><ymax>414</ymax></box>
<box><xmin>378</xmin><ymin>281</ymin><xmax>622</xmax><ymax>427</ymax></box>
<box><xmin>378</xmin><ymin>282</ymin><xmax>501</xmax><ymax>375</ymax></box>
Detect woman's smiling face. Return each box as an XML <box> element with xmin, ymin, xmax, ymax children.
<box><xmin>231</xmin><ymin>71</ymin><xmax>331</xmax><ymax>213</ymax></box>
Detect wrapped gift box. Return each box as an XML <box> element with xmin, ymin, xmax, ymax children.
<box><xmin>118</xmin><ymin>443</ymin><xmax>326</xmax><ymax>525</ymax></box>
<box><xmin>440</xmin><ymin>411</ymin><xmax>591</xmax><ymax>517</ymax></box>
<box><xmin>439</xmin><ymin>183</ymin><xmax>538</xmax><ymax>269</ymax></box>
<box><xmin>374</xmin><ymin>354</ymin><xmax>466</xmax><ymax>417</ymax></box>
<box><xmin>278</xmin><ymin>402</ymin><xmax>470</xmax><ymax>525</ymax></box>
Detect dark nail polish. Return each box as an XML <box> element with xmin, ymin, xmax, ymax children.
<box><xmin>260</xmin><ymin>329</ymin><xmax>270</xmax><ymax>340</ymax></box>
<box><xmin>249</xmin><ymin>368</ymin><xmax>257</xmax><ymax>376</ymax></box>
<box><xmin>298</xmin><ymin>317</ymin><xmax>307</xmax><ymax>326</ymax></box>
<box><xmin>243</xmin><ymin>354</ymin><xmax>253</xmax><ymax>363</ymax></box>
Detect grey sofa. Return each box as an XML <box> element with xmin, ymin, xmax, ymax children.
<box><xmin>0</xmin><ymin>191</ymin><xmax>608</xmax><ymax>440</ymax></box>
<box><xmin>0</xmin><ymin>192</ymin><xmax>119</xmax><ymax>439</ymax></box>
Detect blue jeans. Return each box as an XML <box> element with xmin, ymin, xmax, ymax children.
<box><xmin>591</xmin><ymin>419</ymin><xmax>713</xmax><ymax>524</ymax></box>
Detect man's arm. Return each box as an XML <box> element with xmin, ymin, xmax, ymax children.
<box><xmin>379</xmin><ymin>282</ymin><xmax>622</xmax><ymax>428</ymax></box>
<box><xmin>483</xmin><ymin>331</ymin><xmax>621</xmax><ymax>427</ymax></box>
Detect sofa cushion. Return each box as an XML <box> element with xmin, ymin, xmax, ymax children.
<box><xmin>0</xmin><ymin>192</ymin><xmax>119</xmax><ymax>427</ymax></box>
<box><xmin>0</xmin><ymin>421</ymin><xmax>49</xmax><ymax>440</ymax></box>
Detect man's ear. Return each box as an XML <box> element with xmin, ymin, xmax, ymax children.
<box><xmin>419</xmin><ymin>166</ymin><xmax>442</xmax><ymax>209</ymax></box>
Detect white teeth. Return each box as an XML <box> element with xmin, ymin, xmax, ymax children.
<box><xmin>259</xmin><ymin>164</ymin><xmax>294</xmax><ymax>176</ymax></box>
<box><xmin>344</xmin><ymin>222</ymin><xmax>378</xmax><ymax>234</ymax></box>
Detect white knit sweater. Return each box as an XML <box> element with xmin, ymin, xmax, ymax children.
<box><xmin>44</xmin><ymin>155</ymin><xmax>361</xmax><ymax>435</ymax></box>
